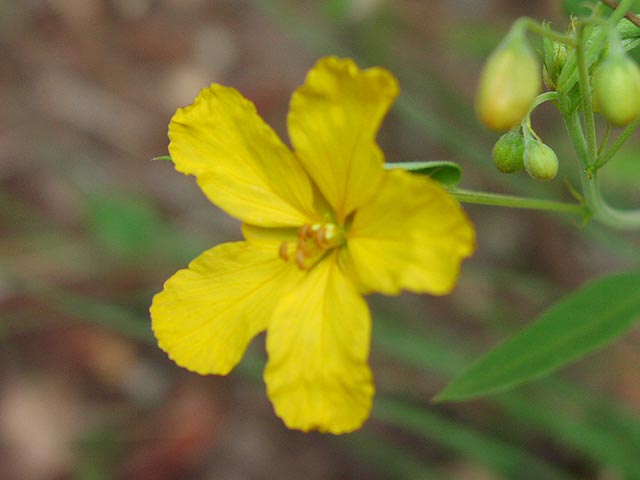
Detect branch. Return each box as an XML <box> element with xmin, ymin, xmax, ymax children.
<box><xmin>601</xmin><ymin>0</ymin><xmax>640</xmax><ymax>28</ymax></box>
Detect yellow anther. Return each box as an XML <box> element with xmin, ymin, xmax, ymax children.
<box><xmin>295</xmin><ymin>249</ymin><xmax>307</xmax><ymax>270</ymax></box>
<box><xmin>315</xmin><ymin>229</ymin><xmax>326</xmax><ymax>248</ymax></box>
<box><xmin>280</xmin><ymin>223</ymin><xmax>342</xmax><ymax>270</ymax></box>
<box><xmin>324</xmin><ymin>224</ymin><xmax>335</xmax><ymax>238</ymax></box>
<box><xmin>279</xmin><ymin>241</ymin><xmax>289</xmax><ymax>261</ymax></box>
<box><xmin>297</xmin><ymin>224</ymin><xmax>310</xmax><ymax>241</ymax></box>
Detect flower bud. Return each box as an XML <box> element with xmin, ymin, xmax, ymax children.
<box><xmin>492</xmin><ymin>131</ymin><xmax>525</xmax><ymax>173</ymax></box>
<box><xmin>475</xmin><ymin>29</ymin><xmax>542</xmax><ymax>131</ymax></box>
<box><xmin>524</xmin><ymin>139</ymin><xmax>558</xmax><ymax>181</ymax></box>
<box><xmin>593</xmin><ymin>45</ymin><xmax>640</xmax><ymax>126</ymax></box>
<box><xmin>542</xmin><ymin>37</ymin><xmax>567</xmax><ymax>90</ymax></box>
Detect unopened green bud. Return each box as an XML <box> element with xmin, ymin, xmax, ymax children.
<box><xmin>524</xmin><ymin>139</ymin><xmax>558</xmax><ymax>181</ymax></box>
<box><xmin>542</xmin><ymin>36</ymin><xmax>567</xmax><ymax>90</ymax></box>
<box><xmin>475</xmin><ymin>29</ymin><xmax>541</xmax><ymax>131</ymax></box>
<box><xmin>492</xmin><ymin>131</ymin><xmax>525</xmax><ymax>173</ymax></box>
<box><xmin>593</xmin><ymin>44</ymin><xmax>640</xmax><ymax>126</ymax></box>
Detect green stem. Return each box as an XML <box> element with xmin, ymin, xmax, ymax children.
<box><xmin>523</xmin><ymin>93</ymin><xmax>559</xmax><ymax>141</ymax></box>
<box><xmin>562</xmin><ymin>108</ymin><xmax>589</xmax><ymax>168</ymax></box>
<box><xmin>530</xmin><ymin>91</ymin><xmax>560</xmax><ymax>111</ymax></box>
<box><xmin>577</xmin><ymin>169</ymin><xmax>640</xmax><ymax>229</ymax></box>
<box><xmin>564</xmin><ymin>110</ymin><xmax>640</xmax><ymax>229</ymax></box>
<box><xmin>448</xmin><ymin>188</ymin><xmax>587</xmax><ymax>218</ymax></box>
<box><xmin>596</xmin><ymin>115</ymin><xmax>640</xmax><ymax>168</ymax></box>
<box><xmin>514</xmin><ymin>18</ymin><xmax>577</xmax><ymax>47</ymax></box>
<box><xmin>576</xmin><ymin>24</ymin><xmax>598</xmax><ymax>166</ymax></box>
<box><xmin>608</xmin><ymin>0</ymin><xmax>636</xmax><ymax>24</ymax></box>
<box><xmin>597</xmin><ymin>122</ymin><xmax>611</xmax><ymax>157</ymax></box>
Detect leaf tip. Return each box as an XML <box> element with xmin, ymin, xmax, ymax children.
<box><xmin>430</xmin><ymin>392</ymin><xmax>448</xmax><ymax>404</ymax></box>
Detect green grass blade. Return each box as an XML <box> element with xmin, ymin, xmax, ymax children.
<box><xmin>374</xmin><ymin>397</ymin><xmax>575</xmax><ymax>480</ymax></box>
<box><xmin>499</xmin><ymin>389</ymin><xmax>640</xmax><ymax>479</ymax></box>
<box><xmin>339</xmin><ymin>433</ymin><xmax>448</xmax><ymax>480</ymax></box>
<box><xmin>375</xmin><ymin>313</ymin><xmax>640</xmax><ymax>476</ymax></box>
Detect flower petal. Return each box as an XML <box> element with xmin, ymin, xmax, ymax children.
<box><xmin>288</xmin><ymin>57</ymin><xmax>399</xmax><ymax>222</ymax></box>
<box><xmin>169</xmin><ymin>85</ymin><xmax>316</xmax><ymax>227</ymax></box>
<box><xmin>346</xmin><ymin>169</ymin><xmax>475</xmax><ymax>295</ymax></box>
<box><xmin>264</xmin><ymin>255</ymin><xmax>373</xmax><ymax>434</ymax></box>
<box><xmin>151</xmin><ymin>241</ymin><xmax>302</xmax><ymax>375</ymax></box>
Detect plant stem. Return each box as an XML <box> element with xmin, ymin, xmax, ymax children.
<box><xmin>607</xmin><ymin>0</ymin><xmax>637</xmax><ymax>25</ymax></box>
<box><xmin>562</xmin><ymin>108</ymin><xmax>589</xmax><ymax>168</ymax></box>
<box><xmin>601</xmin><ymin>0</ymin><xmax>640</xmax><ymax>27</ymax></box>
<box><xmin>576</xmin><ymin>24</ymin><xmax>598</xmax><ymax>167</ymax></box>
<box><xmin>597</xmin><ymin>123</ymin><xmax>611</xmax><ymax>157</ymax></box>
<box><xmin>596</xmin><ymin>116</ymin><xmax>640</xmax><ymax>168</ymax></box>
<box><xmin>530</xmin><ymin>92</ymin><xmax>560</xmax><ymax>111</ymax></box>
<box><xmin>564</xmin><ymin>109</ymin><xmax>640</xmax><ymax>229</ymax></box>
<box><xmin>602</xmin><ymin>0</ymin><xmax>640</xmax><ymax>27</ymax></box>
<box><xmin>448</xmin><ymin>188</ymin><xmax>587</xmax><ymax>218</ymax></box>
<box><xmin>577</xmin><ymin>169</ymin><xmax>640</xmax><ymax>229</ymax></box>
<box><xmin>514</xmin><ymin>18</ymin><xmax>577</xmax><ymax>47</ymax></box>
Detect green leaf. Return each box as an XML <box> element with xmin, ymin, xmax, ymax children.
<box><xmin>385</xmin><ymin>160</ymin><xmax>462</xmax><ymax>186</ymax></box>
<box><xmin>436</xmin><ymin>270</ymin><xmax>640</xmax><ymax>402</ymax></box>
<box><xmin>152</xmin><ymin>155</ymin><xmax>172</xmax><ymax>161</ymax></box>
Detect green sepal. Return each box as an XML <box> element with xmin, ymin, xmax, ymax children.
<box><xmin>385</xmin><ymin>161</ymin><xmax>462</xmax><ymax>186</ymax></box>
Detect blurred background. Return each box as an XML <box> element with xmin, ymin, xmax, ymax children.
<box><xmin>2</xmin><ymin>0</ymin><xmax>640</xmax><ymax>479</ymax></box>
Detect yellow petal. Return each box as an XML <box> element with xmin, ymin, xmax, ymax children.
<box><xmin>346</xmin><ymin>169</ymin><xmax>475</xmax><ymax>295</ymax></box>
<box><xmin>169</xmin><ymin>84</ymin><xmax>316</xmax><ymax>227</ymax></box>
<box><xmin>288</xmin><ymin>57</ymin><xmax>399</xmax><ymax>222</ymax></box>
<box><xmin>264</xmin><ymin>255</ymin><xmax>373</xmax><ymax>434</ymax></box>
<box><xmin>241</xmin><ymin>223</ymin><xmax>298</xmax><ymax>244</ymax></box>
<box><xmin>151</xmin><ymin>241</ymin><xmax>302</xmax><ymax>375</ymax></box>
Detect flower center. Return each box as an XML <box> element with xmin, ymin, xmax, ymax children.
<box><xmin>279</xmin><ymin>223</ymin><xmax>343</xmax><ymax>270</ymax></box>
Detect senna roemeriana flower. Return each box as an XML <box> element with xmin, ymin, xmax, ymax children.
<box><xmin>150</xmin><ymin>57</ymin><xmax>475</xmax><ymax>434</ymax></box>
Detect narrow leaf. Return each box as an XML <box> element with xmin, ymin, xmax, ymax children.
<box><xmin>436</xmin><ymin>270</ymin><xmax>640</xmax><ymax>402</ymax></box>
<box><xmin>152</xmin><ymin>155</ymin><xmax>172</xmax><ymax>161</ymax></box>
<box><xmin>374</xmin><ymin>397</ymin><xmax>573</xmax><ymax>480</ymax></box>
<box><xmin>385</xmin><ymin>161</ymin><xmax>462</xmax><ymax>186</ymax></box>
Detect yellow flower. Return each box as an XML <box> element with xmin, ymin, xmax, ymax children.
<box><xmin>150</xmin><ymin>57</ymin><xmax>475</xmax><ymax>434</ymax></box>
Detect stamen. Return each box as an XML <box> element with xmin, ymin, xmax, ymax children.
<box><xmin>315</xmin><ymin>228</ymin><xmax>327</xmax><ymax>248</ymax></box>
<box><xmin>315</xmin><ymin>224</ymin><xmax>336</xmax><ymax>249</ymax></box>
<box><xmin>279</xmin><ymin>223</ymin><xmax>342</xmax><ymax>270</ymax></box>
<box><xmin>298</xmin><ymin>225</ymin><xmax>310</xmax><ymax>241</ymax></box>
<box><xmin>324</xmin><ymin>224</ymin><xmax>336</xmax><ymax>239</ymax></box>
<box><xmin>279</xmin><ymin>241</ymin><xmax>289</xmax><ymax>261</ymax></box>
<box><xmin>297</xmin><ymin>240</ymin><xmax>312</xmax><ymax>257</ymax></box>
<box><xmin>295</xmin><ymin>249</ymin><xmax>307</xmax><ymax>270</ymax></box>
